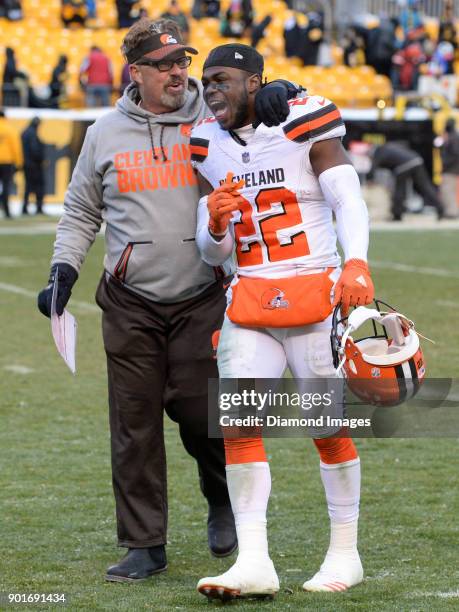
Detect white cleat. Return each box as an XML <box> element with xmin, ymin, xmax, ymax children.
<box><xmin>197</xmin><ymin>556</ymin><xmax>280</xmax><ymax>601</ymax></box>
<box><xmin>303</xmin><ymin>550</ymin><xmax>363</xmax><ymax>593</ymax></box>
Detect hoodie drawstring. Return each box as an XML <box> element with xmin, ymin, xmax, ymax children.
<box><xmin>159</xmin><ymin>125</ymin><xmax>167</xmax><ymax>162</ymax></box>
<box><xmin>146</xmin><ymin>118</ymin><xmax>168</xmax><ymax>162</ymax></box>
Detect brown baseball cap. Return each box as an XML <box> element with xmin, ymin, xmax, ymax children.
<box><xmin>126</xmin><ymin>32</ymin><xmax>198</xmax><ymax>64</ymax></box>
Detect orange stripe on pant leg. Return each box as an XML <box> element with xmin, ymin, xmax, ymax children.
<box><xmin>313</xmin><ymin>427</ymin><xmax>358</xmax><ymax>464</ymax></box>
<box><xmin>224</xmin><ymin>437</ymin><xmax>267</xmax><ymax>465</ymax></box>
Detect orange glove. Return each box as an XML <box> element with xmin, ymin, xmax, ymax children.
<box><xmin>208</xmin><ymin>172</ymin><xmax>245</xmax><ymax>236</ymax></box>
<box><xmin>332</xmin><ymin>259</ymin><xmax>374</xmax><ymax>316</ymax></box>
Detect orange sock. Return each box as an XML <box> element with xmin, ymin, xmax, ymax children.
<box><xmin>314</xmin><ymin>428</ymin><xmax>358</xmax><ymax>465</ymax></box>
<box><xmin>224</xmin><ymin>437</ymin><xmax>267</xmax><ymax>465</ymax></box>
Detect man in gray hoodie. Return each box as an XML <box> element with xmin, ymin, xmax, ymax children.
<box><xmin>37</xmin><ymin>18</ymin><xmax>298</xmax><ymax>582</ymax></box>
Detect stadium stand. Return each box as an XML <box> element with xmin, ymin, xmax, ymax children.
<box><xmin>0</xmin><ymin>0</ymin><xmax>456</xmax><ymax>109</ymax></box>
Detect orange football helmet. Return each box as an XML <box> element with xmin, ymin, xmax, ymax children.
<box><xmin>331</xmin><ymin>300</ymin><xmax>426</xmax><ymax>407</ymax></box>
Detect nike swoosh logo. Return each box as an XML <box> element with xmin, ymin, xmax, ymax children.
<box><xmin>318</xmin><ymin>97</ymin><xmax>326</xmax><ymax>106</ymax></box>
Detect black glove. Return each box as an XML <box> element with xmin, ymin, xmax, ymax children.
<box><xmin>254</xmin><ymin>80</ymin><xmax>304</xmax><ymax>128</ymax></box>
<box><xmin>37</xmin><ymin>263</ymin><xmax>78</xmax><ymax>318</ymax></box>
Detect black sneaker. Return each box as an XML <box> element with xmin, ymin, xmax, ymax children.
<box><xmin>207</xmin><ymin>505</ymin><xmax>237</xmax><ymax>558</ymax></box>
<box><xmin>105</xmin><ymin>546</ymin><xmax>167</xmax><ymax>583</ymax></box>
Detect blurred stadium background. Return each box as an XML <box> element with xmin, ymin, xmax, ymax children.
<box><xmin>0</xmin><ymin>0</ymin><xmax>395</xmax><ymax>108</ymax></box>
<box><xmin>0</xmin><ymin>0</ymin><xmax>459</xmax><ymax>107</ymax></box>
<box><xmin>2</xmin><ymin>0</ymin><xmax>459</xmax><ymax>216</ymax></box>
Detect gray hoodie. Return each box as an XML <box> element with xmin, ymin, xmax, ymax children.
<box><xmin>52</xmin><ymin>78</ymin><xmax>223</xmax><ymax>303</ymax></box>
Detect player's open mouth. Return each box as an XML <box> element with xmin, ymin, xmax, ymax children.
<box><xmin>208</xmin><ymin>100</ymin><xmax>228</xmax><ymax>120</ymax></box>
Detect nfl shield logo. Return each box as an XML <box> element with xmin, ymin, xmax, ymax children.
<box><xmin>242</xmin><ymin>151</ymin><xmax>250</xmax><ymax>163</ymax></box>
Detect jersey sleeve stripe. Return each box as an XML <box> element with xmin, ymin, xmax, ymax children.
<box><xmin>283</xmin><ymin>104</ymin><xmax>344</xmax><ymax>142</ymax></box>
<box><xmin>285</xmin><ymin>109</ymin><xmax>342</xmax><ymax>141</ymax></box>
<box><xmin>190</xmin><ymin>137</ymin><xmax>210</xmax><ymax>149</ymax></box>
<box><xmin>190</xmin><ymin>145</ymin><xmax>209</xmax><ymax>156</ymax></box>
<box><xmin>190</xmin><ymin>152</ymin><xmax>208</xmax><ymax>162</ymax></box>
<box><xmin>308</xmin><ymin>117</ymin><xmax>344</xmax><ymax>140</ymax></box>
<box><xmin>292</xmin><ymin>103</ymin><xmax>340</xmax><ymax>127</ymax></box>
<box><xmin>284</xmin><ymin>103</ymin><xmax>336</xmax><ymax>133</ymax></box>
<box><xmin>190</xmin><ymin>138</ymin><xmax>209</xmax><ymax>162</ymax></box>
<box><xmin>191</xmin><ymin>153</ymin><xmax>207</xmax><ymax>162</ymax></box>
<box><xmin>308</xmin><ymin>108</ymin><xmax>342</xmax><ymax>131</ymax></box>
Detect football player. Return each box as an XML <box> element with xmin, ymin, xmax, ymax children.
<box><xmin>191</xmin><ymin>44</ymin><xmax>374</xmax><ymax>600</ymax></box>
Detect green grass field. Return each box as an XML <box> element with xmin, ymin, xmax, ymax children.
<box><xmin>1</xmin><ymin>220</ymin><xmax>458</xmax><ymax>611</ymax></box>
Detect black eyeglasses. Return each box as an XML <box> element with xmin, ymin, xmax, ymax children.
<box><xmin>135</xmin><ymin>56</ymin><xmax>192</xmax><ymax>72</ymax></box>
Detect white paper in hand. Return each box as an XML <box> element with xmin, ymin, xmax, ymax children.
<box><xmin>51</xmin><ymin>269</ymin><xmax>77</xmax><ymax>374</ymax></box>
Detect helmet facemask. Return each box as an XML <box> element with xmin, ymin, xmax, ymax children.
<box><xmin>331</xmin><ymin>300</ymin><xmax>426</xmax><ymax>407</ymax></box>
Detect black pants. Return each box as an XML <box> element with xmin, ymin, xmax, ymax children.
<box><xmin>23</xmin><ymin>165</ymin><xmax>44</xmax><ymax>213</ymax></box>
<box><xmin>0</xmin><ymin>164</ymin><xmax>14</xmax><ymax>217</ymax></box>
<box><xmin>393</xmin><ymin>165</ymin><xmax>444</xmax><ymax>218</ymax></box>
<box><xmin>95</xmin><ymin>273</ymin><xmax>229</xmax><ymax>548</ymax></box>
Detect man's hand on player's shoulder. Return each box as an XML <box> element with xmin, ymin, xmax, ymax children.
<box><xmin>253</xmin><ymin>80</ymin><xmax>304</xmax><ymax>128</ymax></box>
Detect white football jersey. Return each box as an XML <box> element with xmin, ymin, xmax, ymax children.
<box><xmin>191</xmin><ymin>95</ymin><xmax>346</xmax><ymax>279</ymax></box>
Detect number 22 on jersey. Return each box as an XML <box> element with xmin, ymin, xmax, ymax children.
<box><xmin>233</xmin><ymin>187</ymin><xmax>310</xmax><ymax>267</ymax></box>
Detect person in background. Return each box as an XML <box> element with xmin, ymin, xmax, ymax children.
<box><xmin>2</xmin><ymin>46</ymin><xmax>28</xmax><ymax>106</ymax></box>
<box><xmin>365</xmin><ymin>17</ymin><xmax>397</xmax><ymax>77</ymax></box>
<box><xmin>119</xmin><ymin>63</ymin><xmax>131</xmax><ymax>95</ymax></box>
<box><xmin>220</xmin><ymin>0</ymin><xmax>253</xmax><ymax>38</ymax></box>
<box><xmin>191</xmin><ymin>0</ymin><xmax>220</xmax><ymax>19</ymax></box>
<box><xmin>368</xmin><ymin>141</ymin><xmax>444</xmax><ymax>221</ymax></box>
<box><xmin>0</xmin><ymin>108</ymin><xmax>23</xmax><ymax>218</ymax></box>
<box><xmin>49</xmin><ymin>55</ymin><xmax>69</xmax><ymax>108</ymax></box>
<box><xmin>115</xmin><ymin>0</ymin><xmax>141</xmax><ymax>28</ymax></box>
<box><xmin>80</xmin><ymin>46</ymin><xmax>113</xmax><ymax>107</ymax></box>
<box><xmin>438</xmin><ymin>118</ymin><xmax>459</xmax><ymax>218</ymax></box>
<box><xmin>61</xmin><ymin>0</ymin><xmax>87</xmax><ymax>28</ymax></box>
<box><xmin>438</xmin><ymin>0</ymin><xmax>457</xmax><ymax>48</ymax></box>
<box><xmin>1</xmin><ymin>0</ymin><xmax>23</xmax><ymax>20</ymax></box>
<box><xmin>341</xmin><ymin>26</ymin><xmax>367</xmax><ymax>67</ymax></box>
<box><xmin>299</xmin><ymin>10</ymin><xmax>324</xmax><ymax>66</ymax></box>
<box><xmin>2</xmin><ymin>47</ymin><xmax>26</xmax><ymax>84</ymax></box>
<box><xmin>284</xmin><ymin>11</ymin><xmax>325</xmax><ymax>67</ymax></box>
<box><xmin>399</xmin><ymin>0</ymin><xmax>424</xmax><ymax>39</ymax></box>
<box><xmin>426</xmin><ymin>40</ymin><xmax>455</xmax><ymax>76</ymax></box>
<box><xmin>251</xmin><ymin>14</ymin><xmax>271</xmax><ymax>48</ymax></box>
<box><xmin>391</xmin><ymin>30</ymin><xmax>426</xmax><ymax>91</ymax></box>
<box><xmin>21</xmin><ymin>117</ymin><xmax>46</xmax><ymax>215</ymax></box>
<box><xmin>161</xmin><ymin>0</ymin><xmax>190</xmax><ymax>43</ymax></box>
<box><xmin>86</xmin><ymin>0</ymin><xmax>96</xmax><ymax>19</ymax></box>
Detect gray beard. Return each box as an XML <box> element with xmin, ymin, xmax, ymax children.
<box><xmin>160</xmin><ymin>90</ymin><xmax>186</xmax><ymax>110</ymax></box>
